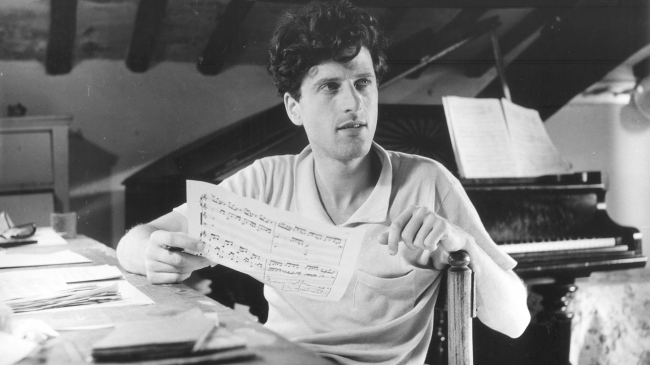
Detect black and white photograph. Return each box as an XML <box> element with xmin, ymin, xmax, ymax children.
<box><xmin>1</xmin><ymin>1</ymin><xmax>649</xmax><ymax>364</ymax></box>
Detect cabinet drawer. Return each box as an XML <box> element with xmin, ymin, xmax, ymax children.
<box><xmin>0</xmin><ymin>131</ymin><xmax>54</xmax><ymax>188</ymax></box>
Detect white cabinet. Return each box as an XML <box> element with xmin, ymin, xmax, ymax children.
<box><xmin>0</xmin><ymin>115</ymin><xmax>70</xmax><ymax>226</ymax></box>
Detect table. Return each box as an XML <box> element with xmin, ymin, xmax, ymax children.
<box><xmin>7</xmin><ymin>235</ymin><xmax>332</xmax><ymax>365</ymax></box>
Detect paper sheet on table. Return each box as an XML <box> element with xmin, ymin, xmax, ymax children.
<box><xmin>0</xmin><ymin>265</ymin><xmax>154</xmax><ymax>313</ymax></box>
<box><xmin>0</xmin><ymin>265</ymin><xmax>124</xmax><ymax>301</ymax></box>
<box><xmin>32</xmin><ymin>227</ymin><xmax>68</xmax><ymax>246</ymax></box>
<box><xmin>0</xmin><ymin>250</ymin><xmax>91</xmax><ymax>268</ymax></box>
<box><xmin>187</xmin><ymin>180</ymin><xmax>366</xmax><ymax>301</ymax></box>
<box><xmin>8</xmin><ymin>281</ymin><xmax>154</xmax><ymax>315</ymax></box>
<box><xmin>10</xmin><ymin>280</ymin><xmax>153</xmax><ymax>315</ymax></box>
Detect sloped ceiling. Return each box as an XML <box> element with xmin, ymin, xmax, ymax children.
<box><xmin>2</xmin><ymin>0</ymin><xmax>649</xmax><ymax>119</ymax></box>
<box><xmin>0</xmin><ymin>0</ymin><xmax>537</xmax><ymax>75</ymax></box>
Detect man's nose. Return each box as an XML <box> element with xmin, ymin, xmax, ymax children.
<box><xmin>341</xmin><ymin>82</ymin><xmax>362</xmax><ymax>113</ymax></box>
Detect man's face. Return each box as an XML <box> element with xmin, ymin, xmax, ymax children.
<box><xmin>285</xmin><ymin>47</ymin><xmax>378</xmax><ymax>163</ymax></box>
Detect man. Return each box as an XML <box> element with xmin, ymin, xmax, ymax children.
<box><xmin>117</xmin><ymin>1</ymin><xmax>530</xmax><ymax>364</ymax></box>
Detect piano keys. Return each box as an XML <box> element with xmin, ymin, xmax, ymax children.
<box><xmin>499</xmin><ymin>237</ymin><xmax>618</xmax><ymax>255</ymax></box>
<box><xmin>459</xmin><ymin>171</ymin><xmax>646</xmax><ymax>281</ymax></box>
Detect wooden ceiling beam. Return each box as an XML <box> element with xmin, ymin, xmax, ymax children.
<box><xmin>197</xmin><ymin>0</ymin><xmax>255</xmax><ymax>76</ymax></box>
<box><xmin>126</xmin><ymin>0</ymin><xmax>169</xmax><ymax>73</ymax></box>
<box><xmin>46</xmin><ymin>0</ymin><xmax>78</xmax><ymax>75</ymax></box>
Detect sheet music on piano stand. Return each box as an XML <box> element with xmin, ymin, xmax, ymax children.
<box><xmin>442</xmin><ymin>96</ymin><xmax>572</xmax><ymax>179</ymax></box>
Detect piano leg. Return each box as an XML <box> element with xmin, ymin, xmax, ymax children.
<box><xmin>529</xmin><ymin>281</ymin><xmax>578</xmax><ymax>365</ymax></box>
<box><xmin>427</xmin><ymin>310</ymin><xmax>449</xmax><ymax>365</ymax></box>
<box><xmin>429</xmin><ymin>280</ymin><xmax>579</xmax><ymax>365</ymax></box>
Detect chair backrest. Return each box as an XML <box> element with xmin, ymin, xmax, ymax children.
<box><xmin>446</xmin><ymin>250</ymin><xmax>475</xmax><ymax>365</ymax></box>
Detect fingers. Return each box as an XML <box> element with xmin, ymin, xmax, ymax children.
<box><xmin>387</xmin><ymin>206</ymin><xmax>417</xmax><ymax>255</ymax></box>
<box><xmin>431</xmin><ymin>247</ymin><xmax>450</xmax><ymax>270</ymax></box>
<box><xmin>400</xmin><ymin>207</ymin><xmax>428</xmax><ymax>250</ymax></box>
<box><xmin>146</xmin><ymin>247</ymin><xmax>210</xmax><ymax>272</ymax></box>
<box><xmin>423</xmin><ymin>216</ymin><xmax>449</xmax><ymax>251</ymax></box>
<box><xmin>145</xmin><ymin>255</ymin><xmax>201</xmax><ymax>275</ymax></box>
<box><xmin>382</xmin><ymin>205</ymin><xmax>465</xmax><ymax>256</ymax></box>
<box><xmin>146</xmin><ymin>271</ymin><xmax>192</xmax><ymax>284</ymax></box>
<box><xmin>145</xmin><ymin>230</ymin><xmax>210</xmax><ymax>284</ymax></box>
<box><xmin>412</xmin><ymin>212</ymin><xmax>435</xmax><ymax>250</ymax></box>
<box><xmin>150</xmin><ymin>230</ymin><xmax>204</xmax><ymax>252</ymax></box>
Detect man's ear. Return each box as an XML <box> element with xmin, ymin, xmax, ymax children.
<box><xmin>284</xmin><ymin>92</ymin><xmax>303</xmax><ymax>126</ymax></box>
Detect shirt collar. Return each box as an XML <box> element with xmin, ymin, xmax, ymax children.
<box><xmin>293</xmin><ymin>142</ymin><xmax>392</xmax><ymax>226</ymax></box>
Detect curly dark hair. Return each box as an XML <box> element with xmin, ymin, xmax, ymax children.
<box><xmin>268</xmin><ymin>0</ymin><xmax>389</xmax><ymax>100</ymax></box>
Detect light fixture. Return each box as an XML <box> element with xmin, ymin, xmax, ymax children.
<box><xmin>631</xmin><ymin>77</ymin><xmax>650</xmax><ymax>121</ymax></box>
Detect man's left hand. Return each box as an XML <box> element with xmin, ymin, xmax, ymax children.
<box><xmin>378</xmin><ymin>205</ymin><xmax>474</xmax><ymax>269</ymax></box>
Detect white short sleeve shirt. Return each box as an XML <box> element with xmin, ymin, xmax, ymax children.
<box><xmin>174</xmin><ymin>142</ymin><xmax>516</xmax><ymax>365</ymax></box>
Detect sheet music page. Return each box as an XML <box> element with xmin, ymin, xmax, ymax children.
<box><xmin>0</xmin><ymin>276</ymin><xmax>70</xmax><ymax>301</ymax></box>
<box><xmin>501</xmin><ymin>98</ymin><xmax>571</xmax><ymax>177</ymax></box>
<box><xmin>186</xmin><ymin>180</ymin><xmax>366</xmax><ymax>301</ymax></box>
<box><xmin>443</xmin><ymin>96</ymin><xmax>518</xmax><ymax>178</ymax></box>
<box><xmin>0</xmin><ymin>250</ymin><xmax>91</xmax><ymax>268</ymax></box>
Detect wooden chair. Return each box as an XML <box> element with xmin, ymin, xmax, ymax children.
<box><xmin>446</xmin><ymin>250</ymin><xmax>475</xmax><ymax>365</ymax></box>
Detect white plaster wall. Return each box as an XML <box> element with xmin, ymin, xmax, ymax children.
<box><xmin>545</xmin><ymin>101</ymin><xmax>650</xmax><ymax>260</ymax></box>
<box><xmin>0</xmin><ymin>60</ymin><xmax>280</xmax><ymax>247</ymax></box>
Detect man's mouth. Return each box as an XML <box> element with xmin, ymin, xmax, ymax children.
<box><xmin>337</xmin><ymin>122</ymin><xmax>366</xmax><ymax>130</ymax></box>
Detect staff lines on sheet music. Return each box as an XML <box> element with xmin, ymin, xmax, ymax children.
<box><xmin>200</xmin><ymin>227</ymin><xmax>339</xmax><ymax>284</ymax></box>
<box><xmin>266</xmin><ymin>278</ymin><xmax>331</xmax><ymax>297</ymax></box>
<box><xmin>199</xmin><ymin>228</ymin><xmax>336</xmax><ymax>296</ymax></box>
<box><xmin>199</xmin><ymin>195</ymin><xmax>347</xmax><ymax>266</ymax></box>
<box><xmin>201</xmin><ymin>214</ymin><xmax>273</xmax><ymax>252</ymax></box>
<box><xmin>201</xmin><ymin>201</ymin><xmax>345</xmax><ymax>248</ymax></box>
<box><xmin>200</xmin><ymin>214</ymin><xmax>342</xmax><ymax>266</ymax></box>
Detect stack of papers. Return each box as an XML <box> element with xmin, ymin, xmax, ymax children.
<box><xmin>0</xmin><ymin>265</ymin><xmax>154</xmax><ymax>314</ymax></box>
<box><xmin>4</xmin><ymin>282</ymin><xmax>121</xmax><ymax>314</ymax></box>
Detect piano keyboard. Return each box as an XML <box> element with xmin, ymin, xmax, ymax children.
<box><xmin>499</xmin><ymin>237</ymin><xmax>617</xmax><ymax>254</ymax></box>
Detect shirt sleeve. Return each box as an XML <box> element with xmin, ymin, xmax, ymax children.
<box><xmin>171</xmin><ymin>159</ymin><xmax>267</xmax><ymax>218</ymax></box>
<box><xmin>437</xmin><ymin>181</ymin><xmax>517</xmax><ymax>271</ymax></box>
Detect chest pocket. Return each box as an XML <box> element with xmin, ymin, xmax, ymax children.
<box><xmin>352</xmin><ymin>269</ymin><xmax>416</xmax><ymax>326</ymax></box>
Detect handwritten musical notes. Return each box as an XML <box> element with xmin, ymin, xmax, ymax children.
<box><xmin>187</xmin><ymin>180</ymin><xmax>365</xmax><ymax>301</ymax></box>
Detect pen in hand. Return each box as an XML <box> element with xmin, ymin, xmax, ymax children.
<box><xmin>163</xmin><ymin>245</ymin><xmax>203</xmax><ymax>257</ymax></box>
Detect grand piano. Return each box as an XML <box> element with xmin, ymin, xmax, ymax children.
<box><xmin>123</xmin><ymin>2</ymin><xmax>648</xmax><ymax>364</ymax></box>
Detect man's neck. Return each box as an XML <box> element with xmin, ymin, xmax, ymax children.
<box><xmin>312</xmin><ymin>149</ymin><xmax>381</xmax><ymax>225</ymax></box>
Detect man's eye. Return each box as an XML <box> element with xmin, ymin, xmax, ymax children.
<box><xmin>321</xmin><ymin>83</ymin><xmax>339</xmax><ymax>91</ymax></box>
<box><xmin>356</xmin><ymin>79</ymin><xmax>372</xmax><ymax>88</ymax></box>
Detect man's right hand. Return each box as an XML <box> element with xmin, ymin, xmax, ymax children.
<box><xmin>144</xmin><ymin>230</ymin><xmax>211</xmax><ymax>284</ymax></box>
